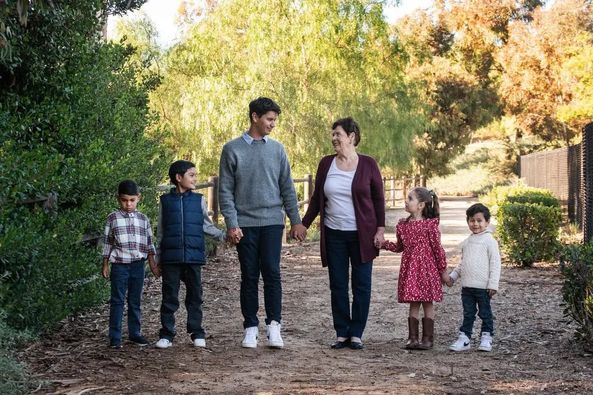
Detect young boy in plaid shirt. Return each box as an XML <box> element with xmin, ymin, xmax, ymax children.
<box><xmin>102</xmin><ymin>180</ymin><xmax>159</xmax><ymax>349</ymax></box>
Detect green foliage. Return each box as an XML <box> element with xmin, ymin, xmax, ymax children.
<box><xmin>0</xmin><ymin>1</ymin><xmax>169</xmax><ymax>332</ymax></box>
<box><xmin>496</xmin><ymin>192</ymin><xmax>562</xmax><ymax>267</ymax></box>
<box><xmin>0</xmin><ymin>310</ymin><xmax>38</xmax><ymax>395</ymax></box>
<box><xmin>151</xmin><ymin>0</ymin><xmax>423</xmax><ymax>177</ymax></box>
<box><xmin>560</xmin><ymin>243</ymin><xmax>593</xmax><ymax>351</ymax></box>
<box><xmin>480</xmin><ymin>184</ymin><xmax>556</xmax><ymax>216</ymax></box>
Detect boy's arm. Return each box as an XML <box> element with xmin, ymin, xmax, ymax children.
<box><xmin>101</xmin><ymin>217</ymin><xmax>113</xmax><ymax>278</ymax></box>
<box><xmin>145</xmin><ymin>216</ymin><xmax>160</xmax><ymax>278</ymax></box>
<box><xmin>487</xmin><ymin>237</ymin><xmax>502</xmax><ymax>292</ymax></box>
<box><xmin>449</xmin><ymin>240</ymin><xmax>466</xmax><ymax>283</ymax></box>
<box><xmin>278</xmin><ymin>145</ymin><xmax>302</xmax><ymax>227</ymax></box>
<box><xmin>201</xmin><ymin>197</ymin><xmax>225</xmax><ymax>241</ymax></box>
<box><xmin>218</xmin><ymin>145</ymin><xmax>239</xmax><ymax>230</ymax></box>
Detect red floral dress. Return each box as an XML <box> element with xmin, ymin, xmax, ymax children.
<box><xmin>383</xmin><ymin>217</ymin><xmax>447</xmax><ymax>302</ymax></box>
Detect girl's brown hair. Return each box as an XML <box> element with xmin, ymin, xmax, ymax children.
<box><xmin>411</xmin><ymin>187</ymin><xmax>440</xmax><ymax>219</ymax></box>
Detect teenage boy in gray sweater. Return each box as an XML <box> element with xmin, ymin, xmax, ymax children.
<box><xmin>218</xmin><ymin>97</ymin><xmax>307</xmax><ymax>349</ymax></box>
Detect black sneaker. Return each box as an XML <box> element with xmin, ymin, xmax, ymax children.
<box><xmin>129</xmin><ymin>335</ymin><xmax>150</xmax><ymax>346</ymax></box>
<box><xmin>110</xmin><ymin>340</ymin><xmax>122</xmax><ymax>349</ymax></box>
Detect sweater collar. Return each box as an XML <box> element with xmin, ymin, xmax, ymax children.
<box><xmin>242</xmin><ymin>131</ymin><xmax>268</xmax><ymax>144</ymax></box>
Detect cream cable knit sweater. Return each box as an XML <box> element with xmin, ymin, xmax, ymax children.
<box><xmin>450</xmin><ymin>229</ymin><xmax>501</xmax><ymax>291</ymax></box>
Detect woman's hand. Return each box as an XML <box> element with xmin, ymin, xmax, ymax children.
<box><xmin>373</xmin><ymin>227</ymin><xmax>385</xmax><ymax>248</ymax></box>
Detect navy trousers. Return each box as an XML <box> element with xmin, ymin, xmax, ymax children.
<box><xmin>236</xmin><ymin>225</ymin><xmax>284</xmax><ymax>328</ymax></box>
<box><xmin>325</xmin><ymin>226</ymin><xmax>373</xmax><ymax>339</ymax></box>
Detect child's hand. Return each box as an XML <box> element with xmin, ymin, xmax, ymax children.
<box><xmin>487</xmin><ymin>289</ymin><xmax>497</xmax><ymax>298</ymax></box>
<box><xmin>101</xmin><ymin>261</ymin><xmax>110</xmax><ymax>279</ymax></box>
<box><xmin>441</xmin><ymin>272</ymin><xmax>453</xmax><ymax>287</ymax></box>
<box><xmin>150</xmin><ymin>263</ymin><xmax>161</xmax><ymax>279</ymax></box>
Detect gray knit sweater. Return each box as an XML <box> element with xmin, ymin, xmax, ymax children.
<box><xmin>218</xmin><ymin>135</ymin><xmax>302</xmax><ymax>229</ymax></box>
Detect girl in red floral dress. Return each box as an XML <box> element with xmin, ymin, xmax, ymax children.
<box><xmin>381</xmin><ymin>187</ymin><xmax>449</xmax><ymax>350</ymax></box>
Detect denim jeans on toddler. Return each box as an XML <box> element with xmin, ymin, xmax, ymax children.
<box><xmin>460</xmin><ymin>287</ymin><xmax>494</xmax><ymax>338</ymax></box>
<box><xmin>109</xmin><ymin>259</ymin><xmax>146</xmax><ymax>343</ymax></box>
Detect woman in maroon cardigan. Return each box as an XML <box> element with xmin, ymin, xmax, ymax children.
<box><xmin>302</xmin><ymin>117</ymin><xmax>385</xmax><ymax>350</ymax></box>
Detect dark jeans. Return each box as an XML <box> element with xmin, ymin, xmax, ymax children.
<box><xmin>460</xmin><ymin>287</ymin><xmax>494</xmax><ymax>338</ymax></box>
<box><xmin>236</xmin><ymin>225</ymin><xmax>284</xmax><ymax>328</ymax></box>
<box><xmin>325</xmin><ymin>227</ymin><xmax>373</xmax><ymax>339</ymax></box>
<box><xmin>109</xmin><ymin>259</ymin><xmax>145</xmax><ymax>342</ymax></box>
<box><xmin>159</xmin><ymin>264</ymin><xmax>204</xmax><ymax>341</ymax></box>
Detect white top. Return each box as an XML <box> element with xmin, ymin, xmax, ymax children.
<box><xmin>450</xmin><ymin>229</ymin><xmax>501</xmax><ymax>291</ymax></box>
<box><xmin>323</xmin><ymin>157</ymin><xmax>357</xmax><ymax>231</ymax></box>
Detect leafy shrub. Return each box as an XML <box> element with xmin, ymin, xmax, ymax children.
<box><xmin>0</xmin><ymin>310</ymin><xmax>39</xmax><ymax>395</ymax></box>
<box><xmin>481</xmin><ymin>183</ymin><xmax>557</xmax><ymax>216</ymax></box>
<box><xmin>560</xmin><ymin>243</ymin><xmax>593</xmax><ymax>351</ymax></box>
<box><xmin>497</xmin><ymin>201</ymin><xmax>562</xmax><ymax>266</ymax></box>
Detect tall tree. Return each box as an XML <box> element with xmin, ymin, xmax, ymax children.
<box><xmin>150</xmin><ymin>0</ymin><xmax>422</xmax><ymax>177</ymax></box>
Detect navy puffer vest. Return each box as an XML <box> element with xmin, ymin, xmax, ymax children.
<box><xmin>159</xmin><ymin>189</ymin><xmax>205</xmax><ymax>265</ymax></box>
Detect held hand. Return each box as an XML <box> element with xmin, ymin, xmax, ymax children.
<box><xmin>487</xmin><ymin>289</ymin><xmax>497</xmax><ymax>298</ymax></box>
<box><xmin>149</xmin><ymin>263</ymin><xmax>161</xmax><ymax>279</ymax></box>
<box><xmin>227</xmin><ymin>227</ymin><xmax>243</xmax><ymax>245</ymax></box>
<box><xmin>290</xmin><ymin>224</ymin><xmax>307</xmax><ymax>242</ymax></box>
<box><xmin>373</xmin><ymin>229</ymin><xmax>385</xmax><ymax>249</ymax></box>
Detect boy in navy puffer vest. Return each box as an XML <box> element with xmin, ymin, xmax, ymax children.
<box><xmin>155</xmin><ymin>160</ymin><xmax>225</xmax><ymax>349</ymax></box>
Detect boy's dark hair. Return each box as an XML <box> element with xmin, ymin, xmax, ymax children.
<box><xmin>466</xmin><ymin>203</ymin><xmax>491</xmax><ymax>221</ymax></box>
<box><xmin>168</xmin><ymin>160</ymin><xmax>196</xmax><ymax>186</ymax></box>
<box><xmin>249</xmin><ymin>97</ymin><xmax>281</xmax><ymax>123</ymax></box>
<box><xmin>118</xmin><ymin>180</ymin><xmax>140</xmax><ymax>196</ymax></box>
<box><xmin>411</xmin><ymin>187</ymin><xmax>440</xmax><ymax>219</ymax></box>
<box><xmin>332</xmin><ymin>117</ymin><xmax>361</xmax><ymax>146</ymax></box>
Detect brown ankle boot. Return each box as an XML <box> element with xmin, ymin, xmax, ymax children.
<box><xmin>417</xmin><ymin>317</ymin><xmax>434</xmax><ymax>350</ymax></box>
<box><xmin>404</xmin><ymin>317</ymin><xmax>420</xmax><ymax>349</ymax></box>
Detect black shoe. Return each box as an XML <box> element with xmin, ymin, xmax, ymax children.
<box><xmin>330</xmin><ymin>339</ymin><xmax>350</xmax><ymax>349</ymax></box>
<box><xmin>349</xmin><ymin>341</ymin><xmax>364</xmax><ymax>350</ymax></box>
<box><xmin>129</xmin><ymin>335</ymin><xmax>150</xmax><ymax>346</ymax></box>
<box><xmin>110</xmin><ymin>340</ymin><xmax>122</xmax><ymax>349</ymax></box>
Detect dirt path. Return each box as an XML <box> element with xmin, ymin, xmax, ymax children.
<box><xmin>22</xmin><ymin>197</ymin><xmax>593</xmax><ymax>394</ymax></box>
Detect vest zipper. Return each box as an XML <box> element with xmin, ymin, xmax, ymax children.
<box><xmin>180</xmin><ymin>194</ymin><xmax>185</xmax><ymax>263</ymax></box>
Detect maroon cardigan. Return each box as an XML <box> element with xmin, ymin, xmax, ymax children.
<box><xmin>302</xmin><ymin>154</ymin><xmax>385</xmax><ymax>267</ymax></box>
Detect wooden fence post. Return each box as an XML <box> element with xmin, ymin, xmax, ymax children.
<box><xmin>402</xmin><ymin>176</ymin><xmax>408</xmax><ymax>200</ymax></box>
<box><xmin>390</xmin><ymin>177</ymin><xmax>396</xmax><ymax>207</ymax></box>
<box><xmin>304</xmin><ymin>174</ymin><xmax>312</xmax><ymax>213</ymax></box>
<box><xmin>208</xmin><ymin>176</ymin><xmax>219</xmax><ymax>224</ymax></box>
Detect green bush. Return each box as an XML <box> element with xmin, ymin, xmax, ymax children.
<box><xmin>481</xmin><ymin>183</ymin><xmax>558</xmax><ymax>215</ymax></box>
<box><xmin>0</xmin><ymin>1</ymin><xmax>169</xmax><ymax>332</ymax></box>
<box><xmin>497</xmin><ymin>201</ymin><xmax>562</xmax><ymax>266</ymax></box>
<box><xmin>560</xmin><ymin>243</ymin><xmax>593</xmax><ymax>351</ymax></box>
<box><xmin>0</xmin><ymin>311</ymin><xmax>39</xmax><ymax>395</ymax></box>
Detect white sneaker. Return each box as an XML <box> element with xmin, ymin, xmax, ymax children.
<box><xmin>266</xmin><ymin>320</ymin><xmax>284</xmax><ymax>348</ymax></box>
<box><xmin>155</xmin><ymin>338</ymin><xmax>172</xmax><ymax>349</ymax></box>
<box><xmin>449</xmin><ymin>332</ymin><xmax>471</xmax><ymax>352</ymax></box>
<box><xmin>478</xmin><ymin>332</ymin><xmax>493</xmax><ymax>352</ymax></box>
<box><xmin>193</xmin><ymin>338</ymin><xmax>206</xmax><ymax>348</ymax></box>
<box><xmin>242</xmin><ymin>326</ymin><xmax>258</xmax><ymax>348</ymax></box>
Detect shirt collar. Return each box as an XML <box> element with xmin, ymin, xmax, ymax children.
<box><xmin>119</xmin><ymin>210</ymin><xmax>136</xmax><ymax>218</ymax></box>
<box><xmin>242</xmin><ymin>131</ymin><xmax>268</xmax><ymax>145</ymax></box>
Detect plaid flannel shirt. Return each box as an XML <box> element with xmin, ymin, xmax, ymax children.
<box><xmin>102</xmin><ymin>210</ymin><xmax>157</xmax><ymax>264</ymax></box>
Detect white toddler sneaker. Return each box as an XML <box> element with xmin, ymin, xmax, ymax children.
<box><xmin>155</xmin><ymin>338</ymin><xmax>172</xmax><ymax>349</ymax></box>
<box><xmin>266</xmin><ymin>320</ymin><xmax>284</xmax><ymax>348</ymax></box>
<box><xmin>193</xmin><ymin>338</ymin><xmax>206</xmax><ymax>348</ymax></box>
<box><xmin>242</xmin><ymin>326</ymin><xmax>258</xmax><ymax>348</ymax></box>
<box><xmin>449</xmin><ymin>332</ymin><xmax>471</xmax><ymax>352</ymax></box>
<box><xmin>478</xmin><ymin>332</ymin><xmax>493</xmax><ymax>352</ymax></box>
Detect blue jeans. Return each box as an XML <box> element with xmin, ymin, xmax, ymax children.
<box><xmin>460</xmin><ymin>287</ymin><xmax>494</xmax><ymax>338</ymax></box>
<box><xmin>325</xmin><ymin>227</ymin><xmax>373</xmax><ymax>339</ymax></box>
<box><xmin>109</xmin><ymin>260</ymin><xmax>145</xmax><ymax>342</ymax></box>
<box><xmin>236</xmin><ymin>225</ymin><xmax>284</xmax><ymax>328</ymax></box>
<box><xmin>159</xmin><ymin>264</ymin><xmax>204</xmax><ymax>341</ymax></box>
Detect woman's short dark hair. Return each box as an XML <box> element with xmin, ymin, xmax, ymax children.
<box><xmin>332</xmin><ymin>117</ymin><xmax>361</xmax><ymax>146</ymax></box>
<box><xmin>168</xmin><ymin>160</ymin><xmax>196</xmax><ymax>186</ymax></box>
<box><xmin>466</xmin><ymin>203</ymin><xmax>491</xmax><ymax>222</ymax></box>
<box><xmin>118</xmin><ymin>180</ymin><xmax>140</xmax><ymax>196</ymax></box>
<box><xmin>249</xmin><ymin>97</ymin><xmax>281</xmax><ymax>122</ymax></box>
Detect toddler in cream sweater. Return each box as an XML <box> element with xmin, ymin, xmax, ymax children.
<box><xmin>446</xmin><ymin>203</ymin><xmax>501</xmax><ymax>352</ymax></box>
